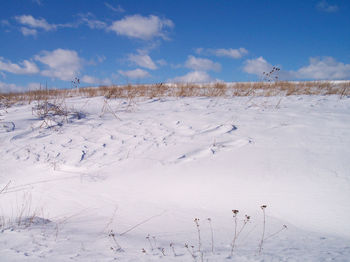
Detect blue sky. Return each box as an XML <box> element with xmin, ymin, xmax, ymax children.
<box><xmin>0</xmin><ymin>0</ymin><xmax>350</xmax><ymax>92</ymax></box>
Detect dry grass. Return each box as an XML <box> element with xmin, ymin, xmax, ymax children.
<box><xmin>1</xmin><ymin>81</ymin><xmax>350</xmax><ymax>107</ymax></box>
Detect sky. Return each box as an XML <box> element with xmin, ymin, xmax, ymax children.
<box><xmin>0</xmin><ymin>0</ymin><xmax>350</xmax><ymax>92</ymax></box>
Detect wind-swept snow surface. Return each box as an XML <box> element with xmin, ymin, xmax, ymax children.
<box><xmin>1</xmin><ymin>95</ymin><xmax>350</xmax><ymax>261</ymax></box>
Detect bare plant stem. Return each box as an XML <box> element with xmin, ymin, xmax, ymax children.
<box><xmin>185</xmin><ymin>244</ymin><xmax>196</xmax><ymax>261</ymax></box>
<box><xmin>152</xmin><ymin>236</ymin><xmax>157</xmax><ymax>249</ymax></box>
<box><xmin>119</xmin><ymin>211</ymin><xmax>166</xmax><ymax>236</ymax></box>
<box><xmin>194</xmin><ymin>218</ymin><xmax>201</xmax><ymax>252</ymax></box>
<box><xmin>0</xmin><ymin>181</ymin><xmax>11</xmax><ymax>194</ymax></box>
<box><xmin>194</xmin><ymin>218</ymin><xmax>203</xmax><ymax>261</ymax></box>
<box><xmin>146</xmin><ymin>234</ymin><xmax>154</xmax><ymax>251</ymax></box>
<box><xmin>109</xmin><ymin>230</ymin><xmax>123</xmax><ymax>252</ymax></box>
<box><xmin>258</xmin><ymin>206</ymin><xmax>267</xmax><ymax>254</ymax></box>
<box><xmin>159</xmin><ymin>247</ymin><xmax>166</xmax><ymax>256</ymax></box>
<box><xmin>170</xmin><ymin>243</ymin><xmax>177</xmax><ymax>257</ymax></box>
<box><xmin>208</xmin><ymin>218</ymin><xmax>214</xmax><ymax>253</ymax></box>
<box><xmin>264</xmin><ymin>225</ymin><xmax>288</xmax><ymax>241</ymax></box>
<box><xmin>230</xmin><ymin>210</ymin><xmax>239</xmax><ymax>257</ymax></box>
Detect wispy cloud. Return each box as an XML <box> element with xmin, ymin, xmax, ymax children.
<box><xmin>32</xmin><ymin>0</ymin><xmax>42</xmax><ymax>6</ymax></box>
<box><xmin>1</xmin><ymin>19</ymin><xmax>10</xmax><ymax>27</ymax></box>
<box><xmin>20</xmin><ymin>27</ymin><xmax>37</xmax><ymax>36</ymax></box>
<box><xmin>105</xmin><ymin>2</ymin><xmax>125</xmax><ymax>13</ymax></box>
<box><xmin>118</xmin><ymin>68</ymin><xmax>150</xmax><ymax>79</ymax></box>
<box><xmin>108</xmin><ymin>15</ymin><xmax>174</xmax><ymax>40</ymax></box>
<box><xmin>14</xmin><ymin>14</ymin><xmax>77</xmax><ymax>36</ymax></box>
<box><xmin>196</xmin><ymin>47</ymin><xmax>248</xmax><ymax>59</ymax></box>
<box><xmin>78</xmin><ymin>13</ymin><xmax>107</xmax><ymax>29</ymax></box>
<box><xmin>15</xmin><ymin>15</ymin><xmax>56</xmax><ymax>31</ymax></box>
<box><xmin>317</xmin><ymin>0</ymin><xmax>339</xmax><ymax>12</ymax></box>
<box><xmin>87</xmin><ymin>55</ymin><xmax>106</xmax><ymax>65</ymax></box>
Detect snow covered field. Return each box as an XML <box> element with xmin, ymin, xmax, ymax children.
<box><xmin>1</xmin><ymin>94</ymin><xmax>350</xmax><ymax>261</ymax></box>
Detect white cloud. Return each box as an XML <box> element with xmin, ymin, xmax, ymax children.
<box><xmin>317</xmin><ymin>1</ymin><xmax>339</xmax><ymax>12</ymax></box>
<box><xmin>81</xmin><ymin>75</ymin><xmax>112</xmax><ymax>85</ymax></box>
<box><xmin>15</xmin><ymin>15</ymin><xmax>55</xmax><ymax>31</ymax></box>
<box><xmin>118</xmin><ymin>68</ymin><xmax>150</xmax><ymax>79</ymax></box>
<box><xmin>170</xmin><ymin>71</ymin><xmax>214</xmax><ymax>83</ymax></box>
<box><xmin>20</xmin><ymin>27</ymin><xmax>37</xmax><ymax>36</ymax></box>
<box><xmin>127</xmin><ymin>52</ymin><xmax>157</xmax><ymax>70</ymax></box>
<box><xmin>35</xmin><ymin>49</ymin><xmax>82</xmax><ymax>81</ymax></box>
<box><xmin>0</xmin><ymin>57</ymin><xmax>39</xmax><ymax>74</ymax></box>
<box><xmin>185</xmin><ymin>56</ymin><xmax>221</xmax><ymax>72</ymax></box>
<box><xmin>105</xmin><ymin>2</ymin><xmax>125</xmax><ymax>12</ymax></box>
<box><xmin>196</xmin><ymin>47</ymin><xmax>248</xmax><ymax>59</ymax></box>
<box><xmin>109</xmin><ymin>15</ymin><xmax>174</xmax><ymax>40</ymax></box>
<box><xmin>243</xmin><ymin>56</ymin><xmax>273</xmax><ymax>76</ymax></box>
<box><xmin>295</xmin><ymin>57</ymin><xmax>350</xmax><ymax>80</ymax></box>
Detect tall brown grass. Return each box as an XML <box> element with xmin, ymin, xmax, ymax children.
<box><xmin>1</xmin><ymin>81</ymin><xmax>349</xmax><ymax>107</ymax></box>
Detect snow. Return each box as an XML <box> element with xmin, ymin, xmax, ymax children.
<box><xmin>1</xmin><ymin>94</ymin><xmax>350</xmax><ymax>261</ymax></box>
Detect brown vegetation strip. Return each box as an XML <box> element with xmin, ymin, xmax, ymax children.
<box><xmin>1</xmin><ymin>81</ymin><xmax>350</xmax><ymax>106</ymax></box>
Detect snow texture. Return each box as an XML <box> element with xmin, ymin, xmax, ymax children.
<box><xmin>1</xmin><ymin>95</ymin><xmax>350</xmax><ymax>261</ymax></box>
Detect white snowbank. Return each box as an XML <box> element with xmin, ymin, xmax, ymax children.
<box><xmin>1</xmin><ymin>95</ymin><xmax>350</xmax><ymax>261</ymax></box>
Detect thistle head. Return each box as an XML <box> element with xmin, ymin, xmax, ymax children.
<box><xmin>194</xmin><ymin>218</ymin><xmax>200</xmax><ymax>226</ymax></box>
<box><xmin>232</xmin><ymin>209</ymin><xmax>239</xmax><ymax>217</ymax></box>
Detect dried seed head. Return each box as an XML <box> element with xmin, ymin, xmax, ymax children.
<box><xmin>232</xmin><ymin>209</ymin><xmax>239</xmax><ymax>214</ymax></box>
<box><xmin>261</xmin><ymin>205</ymin><xmax>267</xmax><ymax>209</ymax></box>
<box><xmin>245</xmin><ymin>215</ymin><xmax>251</xmax><ymax>221</ymax></box>
<box><xmin>194</xmin><ymin>218</ymin><xmax>200</xmax><ymax>226</ymax></box>
<box><xmin>207</xmin><ymin>218</ymin><xmax>211</xmax><ymax>222</ymax></box>
<box><xmin>283</xmin><ymin>224</ymin><xmax>288</xmax><ymax>229</ymax></box>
